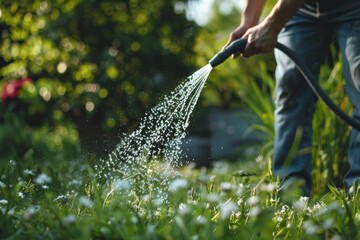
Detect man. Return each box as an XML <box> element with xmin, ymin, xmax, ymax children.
<box><xmin>224</xmin><ymin>0</ymin><xmax>360</xmax><ymax>195</ymax></box>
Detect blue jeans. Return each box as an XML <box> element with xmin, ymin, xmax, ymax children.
<box><xmin>273</xmin><ymin>12</ymin><xmax>360</xmax><ymax>193</ymax></box>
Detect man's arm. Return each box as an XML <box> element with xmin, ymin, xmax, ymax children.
<box><xmin>225</xmin><ymin>0</ymin><xmax>304</xmax><ymax>58</ymax></box>
<box><xmin>224</xmin><ymin>0</ymin><xmax>266</xmax><ymax>58</ymax></box>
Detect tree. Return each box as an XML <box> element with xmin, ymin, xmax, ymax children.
<box><xmin>0</xmin><ymin>0</ymin><xmax>198</xmax><ymax>156</ymax></box>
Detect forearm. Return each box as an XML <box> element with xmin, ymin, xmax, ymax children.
<box><xmin>263</xmin><ymin>0</ymin><xmax>304</xmax><ymax>34</ymax></box>
<box><xmin>241</xmin><ymin>0</ymin><xmax>267</xmax><ymax>28</ymax></box>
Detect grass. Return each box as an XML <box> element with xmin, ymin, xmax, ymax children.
<box><xmin>1</xmin><ymin>154</ymin><xmax>359</xmax><ymax>239</ymax></box>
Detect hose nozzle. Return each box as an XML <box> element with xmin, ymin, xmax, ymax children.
<box><xmin>209</xmin><ymin>38</ymin><xmax>248</xmax><ymax>68</ymax></box>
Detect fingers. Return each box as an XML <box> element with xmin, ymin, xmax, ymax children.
<box><xmin>242</xmin><ymin>31</ymin><xmax>253</xmax><ymax>58</ymax></box>
<box><xmin>243</xmin><ymin>39</ymin><xmax>275</xmax><ymax>57</ymax></box>
<box><xmin>232</xmin><ymin>52</ymin><xmax>241</xmax><ymax>59</ymax></box>
<box><xmin>242</xmin><ymin>31</ymin><xmax>266</xmax><ymax>58</ymax></box>
<box><xmin>242</xmin><ymin>23</ymin><xmax>278</xmax><ymax>57</ymax></box>
<box><xmin>243</xmin><ymin>41</ymin><xmax>255</xmax><ymax>58</ymax></box>
<box><xmin>223</xmin><ymin>26</ymin><xmax>246</xmax><ymax>50</ymax></box>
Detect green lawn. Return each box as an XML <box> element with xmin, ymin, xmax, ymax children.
<box><xmin>1</xmin><ymin>155</ymin><xmax>358</xmax><ymax>240</ymax></box>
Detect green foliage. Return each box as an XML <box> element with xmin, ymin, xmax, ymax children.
<box><xmin>0</xmin><ymin>0</ymin><xmax>198</xmax><ymax>154</ymax></box>
<box><xmin>312</xmin><ymin>55</ymin><xmax>351</xmax><ymax>194</ymax></box>
<box><xmin>1</xmin><ymin>154</ymin><xmax>360</xmax><ymax>239</ymax></box>
<box><xmin>0</xmin><ymin>95</ymin><xmax>80</xmax><ymax>165</ymax></box>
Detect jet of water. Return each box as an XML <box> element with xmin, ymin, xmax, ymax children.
<box><xmin>95</xmin><ymin>64</ymin><xmax>213</xmax><ymax>198</ymax></box>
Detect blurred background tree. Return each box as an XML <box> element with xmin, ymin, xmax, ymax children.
<box><xmin>0</xmin><ymin>0</ymin><xmax>198</xmax><ymax>158</ymax></box>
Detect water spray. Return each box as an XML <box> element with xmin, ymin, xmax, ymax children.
<box><xmin>209</xmin><ymin>38</ymin><xmax>360</xmax><ymax>131</ymax></box>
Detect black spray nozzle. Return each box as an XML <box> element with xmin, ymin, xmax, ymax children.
<box><xmin>209</xmin><ymin>37</ymin><xmax>248</xmax><ymax>68</ymax></box>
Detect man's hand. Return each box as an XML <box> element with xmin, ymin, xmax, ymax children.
<box><xmin>223</xmin><ymin>0</ymin><xmax>266</xmax><ymax>59</ymax></box>
<box><xmin>224</xmin><ymin>0</ymin><xmax>304</xmax><ymax>59</ymax></box>
<box><xmin>241</xmin><ymin>19</ymin><xmax>279</xmax><ymax>58</ymax></box>
<box><xmin>223</xmin><ymin>24</ymin><xmax>251</xmax><ymax>59</ymax></box>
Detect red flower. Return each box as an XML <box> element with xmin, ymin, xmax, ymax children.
<box><xmin>1</xmin><ymin>77</ymin><xmax>32</xmax><ymax>101</ymax></box>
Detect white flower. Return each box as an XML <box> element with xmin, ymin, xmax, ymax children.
<box><xmin>220</xmin><ymin>201</ymin><xmax>238</xmax><ymax>219</ymax></box>
<box><xmin>6</xmin><ymin>208</ymin><xmax>14</xmax><ymax>216</ymax></box>
<box><xmin>34</xmin><ymin>173</ymin><xmax>51</xmax><ymax>185</ymax></box>
<box><xmin>62</xmin><ymin>214</ymin><xmax>76</xmax><ymax>225</ymax></box>
<box><xmin>247</xmin><ymin>196</ymin><xmax>260</xmax><ymax>206</ymax></box>
<box><xmin>53</xmin><ymin>194</ymin><xmax>69</xmax><ymax>201</ymax></box>
<box><xmin>300</xmin><ymin>196</ymin><xmax>309</xmax><ymax>202</ymax></box>
<box><xmin>178</xmin><ymin>203</ymin><xmax>191</xmax><ymax>215</ymax></box>
<box><xmin>169</xmin><ymin>178</ymin><xmax>188</xmax><ymax>191</ymax></box>
<box><xmin>303</xmin><ymin>221</ymin><xmax>318</xmax><ymax>235</ymax></box>
<box><xmin>79</xmin><ymin>196</ymin><xmax>93</xmax><ymax>207</ymax></box>
<box><xmin>8</xmin><ymin>160</ymin><xmax>16</xmax><ymax>169</ymax></box>
<box><xmin>191</xmin><ymin>235</ymin><xmax>199</xmax><ymax>240</ymax></box>
<box><xmin>153</xmin><ymin>198</ymin><xmax>163</xmax><ymax>206</ymax></box>
<box><xmin>0</xmin><ymin>199</ymin><xmax>8</xmax><ymax>205</ymax></box>
<box><xmin>261</xmin><ymin>183</ymin><xmax>276</xmax><ymax>192</ymax></box>
<box><xmin>18</xmin><ymin>192</ymin><xmax>24</xmax><ymax>199</ymax></box>
<box><xmin>196</xmin><ymin>215</ymin><xmax>207</xmax><ymax>225</ymax></box>
<box><xmin>281</xmin><ymin>205</ymin><xmax>289</xmax><ymax>213</ymax></box>
<box><xmin>23</xmin><ymin>169</ymin><xmax>35</xmax><ymax>175</ymax></box>
<box><xmin>323</xmin><ymin>218</ymin><xmax>334</xmax><ymax>230</ymax></box>
<box><xmin>0</xmin><ymin>181</ymin><xmax>6</xmax><ymax>188</ymax></box>
<box><xmin>68</xmin><ymin>179</ymin><xmax>82</xmax><ymax>186</ymax></box>
<box><xmin>207</xmin><ymin>194</ymin><xmax>220</xmax><ymax>203</ymax></box>
<box><xmin>219</xmin><ymin>182</ymin><xmax>233</xmax><ymax>191</ymax></box>
<box><xmin>249</xmin><ymin>206</ymin><xmax>262</xmax><ymax>217</ymax></box>
<box><xmin>131</xmin><ymin>216</ymin><xmax>138</xmax><ymax>223</ymax></box>
<box><xmin>331</xmin><ymin>235</ymin><xmax>342</xmax><ymax>240</ymax></box>
<box><xmin>312</xmin><ymin>201</ymin><xmax>327</xmax><ymax>216</ymax></box>
<box><xmin>236</xmin><ymin>187</ymin><xmax>244</xmax><ymax>197</ymax></box>
<box><xmin>293</xmin><ymin>197</ymin><xmax>308</xmax><ymax>212</ymax></box>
